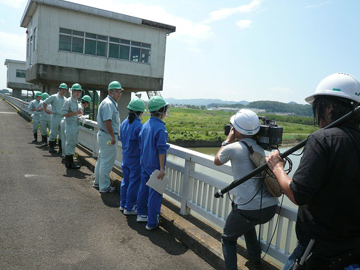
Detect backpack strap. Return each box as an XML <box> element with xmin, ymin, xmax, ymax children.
<box><xmin>240</xmin><ymin>140</ymin><xmax>254</xmax><ymax>155</ymax></box>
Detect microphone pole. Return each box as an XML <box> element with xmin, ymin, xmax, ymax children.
<box><xmin>214</xmin><ymin>104</ymin><xmax>360</xmax><ymax>198</ymax></box>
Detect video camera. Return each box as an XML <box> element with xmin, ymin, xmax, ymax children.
<box><xmin>224</xmin><ymin>116</ymin><xmax>283</xmax><ymax>151</ymax></box>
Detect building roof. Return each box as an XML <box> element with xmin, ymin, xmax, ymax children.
<box><xmin>20</xmin><ymin>0</ymin><xmax>176</xmax><ymax>33</ymax></box>
<box><xmin>4</xmin><ymin>59</ymin><xmax>26</xmax><ymax>66</ymax></box>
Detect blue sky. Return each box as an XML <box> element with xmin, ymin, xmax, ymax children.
<box><xmin>1</xmin><ymin>0</ymin><xmax>360</xmax><ymax>104</ymax></box>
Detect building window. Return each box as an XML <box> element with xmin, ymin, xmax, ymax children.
<box><xmin>16</xmin><ymin>69</ymin><xmax>26</xmax><ymax>78</ymax></box>
<box><xmin>59</xmin><ymin>27</ymin><xmax>151</xmax><ymax>63</ymax></box>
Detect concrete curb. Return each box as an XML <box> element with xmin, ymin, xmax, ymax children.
<box><xmin>76</xmin><ymin>145</ymin><xmax>280</xmax><ymax>270</ymax></box>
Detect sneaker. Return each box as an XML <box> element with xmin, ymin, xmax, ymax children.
<box><xmin>99</xmin><ymin>186</ymin><xmax>115</xmax><ymax>193</ymax></box>
<box><xmin>92</xmin><ymin>183</ymin><xmax>99</xmax><ymax>189</ymax></box>
<box><xmin>124</xmin><ymin>206</ymin><xmax>137</xmax><ymax>216</ymax></box>
<box><xmin>136</xmin><ymin>215</ymin><xmax>148</xmax><ymax>223</ymax></box>
<box><xmin>145</xmin><ymin>223</ymin><xmax>159</xmax><ymax>231</ymax></box>
<box><xmin>119</xmin><ymin>206</ymin><xmax>125</xmax><ymax>212</ymax></box>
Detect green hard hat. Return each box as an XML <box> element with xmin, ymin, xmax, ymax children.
<box><xmin>127</xmin><ymin>98</ymin><xmax>145</xmax><ymax>112</ymax></box>
<box><xmin>148</xmin><ymin>96</ymin><xmax>168</xmax><ymax>112</ymax></box>
<box><xmin>35</xmin><ymin>92</ymin><xmax>43</xmax><ymax>97</ymax></box>
<box><xmin>59</xmin><ymin>83</ymin><xmax>68</xmax><ymax>90</ymax></box>
<box><xmin>41</xmin><ymin>93</ymin><xmax>49</xmax><ymax>100</ymax></box>
<box><xmin>82</xmin><ymin>95</ymin><xmax>92</xmax><ymax>103</ymax></box>
<box><xmin>108</xmin><ymin>81</ymin><xmax>124</xmax><ymax>90</ymax></box>
<box><xmin>71</xmin><ymin>83</ymin><xmax>82</xmax><ymax>91</ymax></box>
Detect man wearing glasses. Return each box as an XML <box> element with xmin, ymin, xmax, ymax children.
<box><xmin>93</xmin><ymin>81</ymin><xmax>123</xmax><ymax>193</ymax></box>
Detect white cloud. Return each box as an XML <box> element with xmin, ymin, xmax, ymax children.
<box><xmin>0</xmin><ymin>0</ymin><xmax>27</xmax><ymax>9</ymax></box>
<box><xmin>204</xmin><ymin>0</ymin><xmax>261</xmax><ymax>23</ymax></box>
<box><xmin>236</xmin><ymin>20</ymin><xmax>252</xmax><ymax>29</ymax></box>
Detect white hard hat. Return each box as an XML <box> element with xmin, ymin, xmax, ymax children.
<box><xmin>305</xmin><ymin>73</ymin><xmax>360</xmax><ymax>104</ymax></box>
<box><xmin>230</xmin><ymin>109</ymin><xmax>260</xmax><ymax>135</ymax></box>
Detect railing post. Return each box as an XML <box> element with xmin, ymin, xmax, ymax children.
<box><xmin>180</xmin><ymin>159</ymin><xmax>195</xmax><ymax>215</ymax></box>
<box><xmin>93</xmin><ymin>127</ymin><xmax>99</xmax><ymax>158</ymax></box>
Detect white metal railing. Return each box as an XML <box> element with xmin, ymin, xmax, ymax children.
<box><xmin>2</xmin><ymin>93</ymin><xmax>297</xmax><ymax>265</ymax></box>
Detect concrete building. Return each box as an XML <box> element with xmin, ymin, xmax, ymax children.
<box><xmin>4</xmin><ymin>59</ymin><xmax>41</xmax><ymax>99</ymax></box>
<box><xmin>20</xmin><ymin>0</ymin><xmax>175</xmax><ymax>119</ymax></box>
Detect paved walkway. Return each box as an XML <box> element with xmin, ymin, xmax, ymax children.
<box><xmin>0</xmin><ymin>98</ymin><xmax>213</xmax><ymax>270</ymax></box>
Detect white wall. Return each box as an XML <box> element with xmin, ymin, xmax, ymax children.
<box><xmin>6</xmin><ymin>61</ymin><xmax>27</xmax><ymax>84</ymax></box>
<box><xmin>27</xmin><ymin>4</ymin><xmax>167</xmax><ymax>79</ymax></box>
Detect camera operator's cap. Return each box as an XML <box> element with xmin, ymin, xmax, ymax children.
<box><xmin>127</xmin><ymin>98</ymin><xmax>145</xmax><ymax>112</ymax></box>
<box><xmin>231</xmin><ymin>109</ymin><xmax>260</xmax><ymax>135</ymax></box>
<box><xmin>148</xmin><ymin>96</ymin><xmax>168</xmax><ymax>112</ymax></box>
<box><xmin>305</xmin><ymin>73</ymin><xmax>360</xmax><ymax>104</ymax></box>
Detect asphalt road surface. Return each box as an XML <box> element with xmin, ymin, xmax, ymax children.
<box><xmin>0</xmin><ymin>98</ymin><xmax>213</xmax><ymax>270</ymax></box>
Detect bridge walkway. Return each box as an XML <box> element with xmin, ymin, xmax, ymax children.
<box><xmin>0</xmin><ymin>97</ymin><xmax>281</xmax><ymax>270</ymax></box>
<box><xmin>0</xmin><ymin>98</ymin><xmax>214</xmax><ymax>270</ymax></box>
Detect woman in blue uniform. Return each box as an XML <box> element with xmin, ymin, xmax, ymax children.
<box><xmin>137</xmin><ymin>96</ymin><xmax>170</xmax><ymax>230</ymax></box>
<box><xmin>119</xmin><ymin>98</ymin><xmax>145</xmax><ymax>215</ymax></box>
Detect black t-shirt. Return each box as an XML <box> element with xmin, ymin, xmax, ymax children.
<box><xmin>290</xmin><ymin>125</ymin><xmax>360</xmax><ymax>257</ymax></box>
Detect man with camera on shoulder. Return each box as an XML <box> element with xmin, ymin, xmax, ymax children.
<box><xmin>214</xmin><ymin>109</ymin><xmax>279</xmax><ymax>269</ymax></box>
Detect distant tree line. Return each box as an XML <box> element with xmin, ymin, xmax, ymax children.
<box><xmin>207</xmin><ymin>100</ymin><xmax>313</xmax><ymax>117</ymax></box>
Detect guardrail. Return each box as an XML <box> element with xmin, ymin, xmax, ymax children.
<box><xmin>1</xmin><ymin>93</ymin><xmax>296</xmax><ymax>265</ymax></box>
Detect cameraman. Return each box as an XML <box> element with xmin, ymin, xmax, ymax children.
<box><xmin>214</xmin><ymin>109</ymin><xmax>278</xmax><ymax>269</ymax></box>
<box><xmin>266</xmin><ymin>73</ymin><xmax>360</xmax><ymax>269</ymax></box>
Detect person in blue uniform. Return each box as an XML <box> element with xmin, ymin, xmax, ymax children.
<box><xmin>137</xmin><ymin>96</ymin><xmax>170</xmax><ymax>230</ymax></box>
<box><xmin>39</xmin><ymin>92</ymin><xmax>51</xmax><ymax>146</ymax></box>
<box><xmin>28</xmin><ymin>92</ymin><xmax>43</xmax><ymax>142</ymax></box>
<box><xmin>119</xmin><ymin>98</ymin><xmax>145</xmax><ymax>215</ymax></box>
<box><xmin>43</xmin><ymin>83</ymin><xmax>68</xmax><ymax>153</ymax></box>
<box><xmin>93</xmin><ymin>81</ymin><xmax>123</xmax><ymax>193</ymax></box>
<box><xmin>61</xmin><ymin>83</ymin><xmax>84</xmax><ymax>169</ymax></box>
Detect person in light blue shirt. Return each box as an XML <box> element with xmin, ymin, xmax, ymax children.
<box><xmin>61</xmin><ymin>83</ymin><xmax>84</xmax><ymax>169</ymax></box>
<box><xmin>39</xmin><ymin>92</ymin><xmax>51</xmax><ymax>146</ymax></box>
<box><xmin>28</xmin><ymin>92</ymin><xmax>43</xmax><ymax>142</ymax></box>
<box><xmin>119</xmin><ymin>98</ymin><xmax>145</xmax><ymax>215</ymax></box>
<box><xmin>43</xmin><ymin>83</ymin><xmax>68</xmax><ymax>153</ymax></box>
<box><xmin>93</xmin><ymin>81</ymin><xmax>123</xmax><ymax>193</ymax></box>
<box><xmin>137</xmin><ymin>96</ymin><xmax>170</xmax><ymax>230</ymax></box>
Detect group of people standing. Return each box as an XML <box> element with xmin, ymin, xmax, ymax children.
<box><xmin>28</xmin><ymin>73</ymin><xmax>360</xmax><ymax>269</ymax></box>
<box><xmin>29</xmin><ymin>79</ymin><xmax>170</xmax><ymax>232</ymax></box>
<box><xmin>28</xmin><ymin>82</ymin><xmax>92</xmax><ymax>169</ymax></box>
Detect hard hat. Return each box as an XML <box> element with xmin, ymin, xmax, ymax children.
<box><xmin>59</xmin><ymin>83</ymin><xmax>68</xmax><ymax>90</ymax></box>
<box><xmin>71</xmin><ymin>83</ymin><xmax>82</xmax><ymax>91</ymax></box>
<box><xmin>230</xmin><ymin>109</ymin><xmax>260</xmax><ymax>135</ymax></box>
<box><xmin>305</xmin><ymin>73</ymin><xmax>360</xmax><ymax>104</ymax></box>
<box><xmin>35</xmin><ymin>92</ymin><xmax>43</xmax><ymax>97</ymax></box>
<box><xmin>82</xmin><ymin>95</ymin><xmax>92</xmax><ymax>103</ymax></box>
<box><xmin>148</xmin><ymin>96</ymin><xmax>168</xmax><ymax>112</ymax></box>
<box><xmin>41</xmin><ymin>93</ymin><xmax>49</xmax><ymax>100</ymax></box>
<box><xmin>108</xmin><ymin>81</ymin><xmax>124</xmax><ymax>91</ymax></box>
<box><xmin>127</xmin><ymin>98</ymin><xmax>145</xmax><ymax>112</ymax></box>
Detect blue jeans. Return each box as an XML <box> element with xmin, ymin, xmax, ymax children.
<box><xmin>282</xmin><ymin>244</ymin><xmax>303</xmax><ymax>270</ymax></box>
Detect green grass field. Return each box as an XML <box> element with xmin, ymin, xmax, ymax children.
<box><xmin>142</xmin><ymin>108</ymin><xmax>318</xmax><ymax>146</ymax></box>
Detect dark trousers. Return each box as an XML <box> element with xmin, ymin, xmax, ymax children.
<box><xmin>222</xmin><ymin>204</ymin><xmax>277</xmax><ymax>270</ymax></box>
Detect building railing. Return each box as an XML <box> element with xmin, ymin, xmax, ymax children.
<box><xmin>1</xmin><ymin>93</ymin><xmax>297</xmax><ymax>265</ymax></box>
